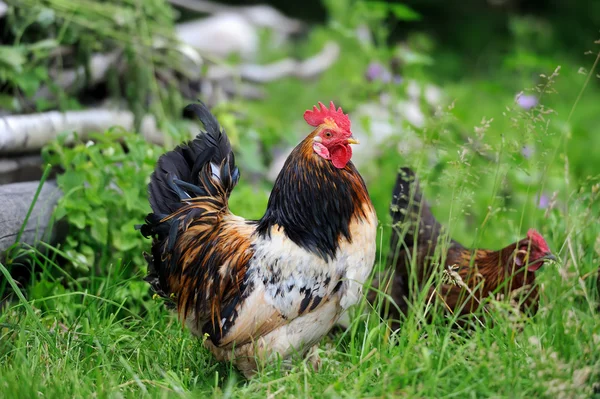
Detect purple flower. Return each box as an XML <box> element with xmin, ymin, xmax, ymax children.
<box><xmin>517</xmin><ymin>94</ymin><xmax>538</xmax><ymax>110</ymax></box>
<box><xmin>521</xmin><ymin>145</ymin><xmax>533</xmax><ymax>159</ymax></box>
<box><xmin>366</xmin><ymin>62</ymin><xmax>385</xmax><ymax>81</ymax></box>
<box><xmin>365</xmin><ymin>62</ymin><xmax>392</xmax><ymax>83</ymax></box>
<box><xmin>537</xmin><ymin>193</ymin><xmax>550</xmax><ymax>209</ymax></box>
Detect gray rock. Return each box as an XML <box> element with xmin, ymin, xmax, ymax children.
<box><xmin>0</xmin><ymin>155</ymin><xmax>44</xmax><ymax>185</ymax></box>
<box><xmin>0</xmin><ymin>180</ymin><xmax>62</xmax><ymax>259</ymax></box>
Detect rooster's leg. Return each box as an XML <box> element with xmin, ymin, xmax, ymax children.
<box><xmin>306</xmin><ymin>344</ymin><xmax>322</xmax><ymax>372</ymax></box>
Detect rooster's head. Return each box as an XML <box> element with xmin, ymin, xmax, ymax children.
<box><xmin>304</xmin><ymin>101</ymin><xmax>359</xmax><ymax>169</ymax></box>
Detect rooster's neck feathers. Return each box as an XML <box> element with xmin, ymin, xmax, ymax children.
<box><xmin>257</xmin><ymin>136</ymin><xmax>372</xmax><ymax>261</ymax></box>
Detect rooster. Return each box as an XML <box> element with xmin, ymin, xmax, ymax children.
<box><xmin>381</xmin><ymin>167</ymin><xmax>555</xmax><ymax>327</ymax></box>
<box><xmin>139</xmin><ymin>101</ymin><xmax>377</xmax><ymax>377</ymax></box>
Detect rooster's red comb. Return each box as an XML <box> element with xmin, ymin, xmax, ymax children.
<box><xmin>303</xmin><ymin>101</ymin><xmax>351</xmax><ymax>133</ymax></box>
<box><xmin>527</xmin><ymin>228</ymin><xmax>550</xmax><ymax>253</ymax></box>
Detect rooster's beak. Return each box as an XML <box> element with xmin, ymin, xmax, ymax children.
<box><xmin>347</xmin><ymin>137</ymin><xmax>360</xmax><ymax>145</ymax></box>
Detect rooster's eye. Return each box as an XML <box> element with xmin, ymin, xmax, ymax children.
<box><xmin>324</xmin><ymin>131</ymin><xmax>332</xmax><ymax>137</ymax></box>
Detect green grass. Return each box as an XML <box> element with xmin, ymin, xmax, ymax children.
<box><xmin>0</xmin><ymin>219</ymin><xmax>599</xmax><ymax>398</ymax></box>
<box><xmin>2</xmin><ymin>0</ymin><xmax>600</xmax><ymax>396</ymax></box>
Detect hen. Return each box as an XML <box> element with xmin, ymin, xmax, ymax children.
<box><xmin>381</xmin><ymin>167</ymin><xmax>555</xmax><ymax>327</ymax></box>
<box><xmin>140</xmin><ymin>101</ymin><xmax>377</xmax><ymax>377</ymax></box>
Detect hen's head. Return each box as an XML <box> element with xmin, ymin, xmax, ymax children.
<box><xmin>304</xmin><ymin>101</ymin><xmax>359</xmax><ymax>169</ymax></box>
<box><xmin>513</xmin><ymin>229</ymin><xmax>556</xmax><ymax>272</ymax></box>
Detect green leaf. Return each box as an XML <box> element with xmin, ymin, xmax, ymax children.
<box><xmin>90</xmin><ymin>212</ymin><xmax>109</xmax><ymax>244</ymax></box>
<box><xmin>0</xmin><ymin>46</ymin><xmax>26</xmax><ymax>73</ymax></box>
<box><xmin>53</xmin><ymin>204</ymin><xmax>67</xmax><ymax>221</ymax></box>
<box><xmin>388</xmin><ymin>3</ymin><xmax>421</xmax><ymax>21</ymax></box>
<box><xmin>36</xmin><ymin>7</ymin><xmax>56</xmax><ymax>27</ymax></box>
<box><xmin>113</xmin><ymin>222</ymin><xmax>142</xmax><ymax>252</ymax></box>
<box><xmin>0</xmin><ymin>94</ymin><xmax>18</xmax><ymax>111</ymax></box>
<box><xmin>13</xmin><ymin>69</ymin><xmax>43</xmax><ymax>97</ymax></box>
<box><xmin>69</xmin><ymin>211</ymin><xmax>86</xmax><ymax>230</ymax></box>
<box><xmin>29</xmin><ymin>280</ymin><xmax>62</xmax><ymax>301</ymax></box>
<box><xmin>57</xmin><ymin>170</ymin><xmax>85</xmax><ymax>190</ymax></box>
<box><xmin>28</xmin><ymin>39</ymin><xmax>60</xmax><ymax>53</ymax></box>
<box><xmin>361</xmin><ymin>1</ymin><xmax>421</xmax><ymax>21</ymax></box>
<box><xmin>35</xmin><ymin>97</ymin><xmax>55</xmax><ymax>112</ymax></box>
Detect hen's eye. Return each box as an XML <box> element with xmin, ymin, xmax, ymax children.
<box><xmin>325</xmin><ymin>131</ymin><xmax>332</xmax><ymax>137</ymax></box>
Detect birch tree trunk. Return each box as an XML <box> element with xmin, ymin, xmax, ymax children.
<box><xmin>0</xmin><ymin>109</ymin><xmax>165</xmax><ymax>155</ymax></box>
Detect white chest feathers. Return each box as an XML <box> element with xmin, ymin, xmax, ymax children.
<box><xmin>250</xmin><ymin>206</ymin><xmax>378</xmax><ymax>319</ymax></box>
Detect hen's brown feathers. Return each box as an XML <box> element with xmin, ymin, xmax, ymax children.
<box><xmin>383</xmin><ymin>167</ymin><xmax>551</xmax><ymax>326</ymax></box>
<box><xmin>436</xmin><ymin>245</ymin><xmax>540</xmax><ymax>317</ymax></box>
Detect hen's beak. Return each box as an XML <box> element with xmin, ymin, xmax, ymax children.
<box><xmin>542</xmin><ymin>252</ymin><xmax>557</xmax><ymax>262</ymax></box>
<box><xmin>347</xmin><ymin>137</ymin><xmax>360</xmax><ymax>145</ymax></box>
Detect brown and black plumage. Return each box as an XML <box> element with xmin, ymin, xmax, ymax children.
<box><xmin>140</xmin><ymin>101</ymin><xmax>377</xmax><ymax>377</ymax></box>
<box><xmin>380</xmin><ymin>167</ymin><xmax>556</xmax><ymax>328</ymax></box>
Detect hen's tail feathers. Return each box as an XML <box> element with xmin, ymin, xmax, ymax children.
<box><xmin>386</xmin><ymin>167</ymin><xmax>445</xmax><ymax>318</ymax></box>
<box><xmin>139</xmin><ymin>102</ymin><xmax>239</xmax><ymax>303</ymax></box>
<box><xmin>389</xmin><ymin>167</ymin><xmax>443</xmax><ymax>250</ymax></box>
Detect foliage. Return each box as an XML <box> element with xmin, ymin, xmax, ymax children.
<box><xmin>42</xmin><ymin>131</ymin><xmax>162</xmax><ymax>278</ymax></box>
<box><xmin>1</xmin><ymin>0</ymin><xmax>186</xmax><ymax>125</ymax></box>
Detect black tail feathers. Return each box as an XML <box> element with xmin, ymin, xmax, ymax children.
<box><xmin>390</xmin><ymin>167</ymin><xmax>419</xmax><ymax>223</ymax></box>
<box><xmin>389</xmin><ymin>167</ymin><xmax>443</xmax><ymax>249</ymax></box>
<box><xmin>146</xmin><ymin>101</ymin><xmax>239</xmax><ymax>218</ymax></box>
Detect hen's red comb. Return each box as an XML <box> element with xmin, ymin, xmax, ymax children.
<box><xmin>527</xmin><ymin>229</ymin><xmax>550</xmax><ymax>253</ymax></box>
<box><xmin>303</xmin><ymin>101</ymin><xmax>351</xmax><ymax>133</ymax></box>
